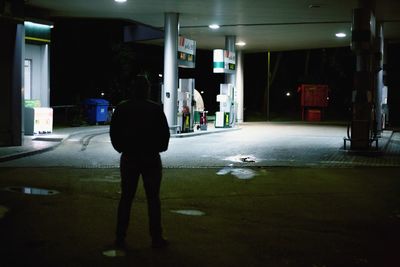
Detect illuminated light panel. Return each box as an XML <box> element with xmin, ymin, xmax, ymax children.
<box><xmin>236</xmin><ymin>41</ymin><xmax>246</xmax><ymax>46</ymax></box>
<box><xmin>335</xmin><ymin>32</ymin><xmax>347</xmax><ymax>38</ymax></box>
<box><xmin>114</xmin><ymin>0</ymin><xmax>127</xmax><ymax>2</ymax></box>
<box><xmin>24</xmin><ymin>21</ymin><xmax>53</xmax><ymax>29</ymax></box>
<box><xmin>209</xmin><ymin>24</ymin><xmax>220</xmax><ymax>29</ymax></box>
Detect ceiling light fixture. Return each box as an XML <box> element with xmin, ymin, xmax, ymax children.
<box><xmin>335</xmin><ymin>32</ymin><xmax>346</xmax><ymax>38</ymax></box>
<box><xmin>25</xmin><ymin>21</ymin><xmax>53</xmax><ymax>29</ymax></box>
<box><xmin>209</xmin><ymin>24</ymin><xmax>220</xmax><ymax>30</ymax></box>
<box><xmin>114</xmin><ymin>0</ymin><xmax>127</xmax><ymax>3</ymax></box>
<box><xmin>236</xmin><ymin>41</ymin><xmax>246</xmax><ymax>46</ymax></box>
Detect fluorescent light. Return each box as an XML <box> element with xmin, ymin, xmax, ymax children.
<box><xmin>209</xmin><ymin>24</ymin><xmax>220</xmax><ymax>30</ymax></box>
<box><xmin>335</xmin><ymin>32</ymin><xmax>346</xmax><ymax>38</ymax></box>
<box><xmin>114</xmin><ymin>0</ymin><xmax>127</xmax><ymax>2</ymax></box>
<box><xmin>25</xmin><ymin>21</ymin><xmax>53</xmax><ymax>29</ymax></box>
<box><xmin>236</xmin><ymin>41</ymin><xmax>246</xmax><ymax>46</ymax></box>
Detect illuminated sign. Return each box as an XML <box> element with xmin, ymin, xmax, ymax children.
<box><xmin>178</xmin><ymin>37</ymin><xmax>196</xmax><ymax>68</ymax></box>
<box><xmin>33</xmin><ymin>108</ymin><xmax>53</xmax><ymax>134</ymax></box>
<box><xmin>24</xmin><ymin>21</ymin><xmax>52</xmax><ymax>43</ymax></box>
<box><xmin>213</xmin><ymin>49</ymin><xmax>236</xmax><ymax>74</ymax></box>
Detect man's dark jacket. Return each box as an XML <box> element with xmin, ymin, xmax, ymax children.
<box><xmin>110</xmin><ymin>99</ymin><xmax>170</xmax><ymax>154</ymax></box>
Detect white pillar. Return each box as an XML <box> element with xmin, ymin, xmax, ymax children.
<box><xmin>236</xmin><ymin>50</ymin><xmax>244</xmax><ymax>123</ymax></box>
<box><xmin>375</xmin><ymin>23</ymin><xmax>384</xmax><ymax>132</ymax></box>
<box><xmin>41</xmin><ymin>44</ymin><xmax>50</xmax><ymax>107</ymax></box>
<box><xmin>163</xmin><ymin>13</ymin><xmax>179</xmax><ymax>132</ymax></box>
<box><xmin>224</xmin><ymin>35</ymin><xmax>236</xmax><ymax>86</ymax></box>
<box><xmin>11</xmin><ymin>24</ymin><xmax>25</xmax><ymax>144</ymax></box>
<box><xmin>225</xmin><ymin>35</ymin><xmax>237</xmax><ymax>125</ymax></box>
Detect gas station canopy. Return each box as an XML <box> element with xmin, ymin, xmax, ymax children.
<box><xmin>25</xmin><ymin>0</ymin><xmax>400</xmax><ymax>52</ymax></box>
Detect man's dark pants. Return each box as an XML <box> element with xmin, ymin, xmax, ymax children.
<box><xmin>116</xmin><ymin>153</ymin><xmax>163</xmax><ymax>243</ymax></box>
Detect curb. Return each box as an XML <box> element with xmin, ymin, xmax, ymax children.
<box><xmin>171</xmin><ymin>127</ymin><xmax>241</xmax><ymax>138</ymax></box>
<box><xmin>0</xmin><ymin>126</ymin><xmax>241</xmax><ymax>162</ymax></box>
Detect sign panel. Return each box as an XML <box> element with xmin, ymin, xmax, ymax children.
<box><xmin>33</xmin><ymin>107</ymin><xmax>53</xmax><ymax>134</ymax></box>
<box><xmin>24</xmin><ymin>107</ymin><xmax>53</xmax><ymax>135</ymax></box>
<box><xmin>213</xmin><ymin>49</ymin><xmax>236</xmax><ymax>74</ymax></box>
<box><xmin>24</xmin><ymin>21</ymin><xmax>52</xmax><ymax>43</ymax></box>
<box><xmin>178</xmin><ymin>37</ymin><xmax>196</xmax><ymax>68</ymax></box>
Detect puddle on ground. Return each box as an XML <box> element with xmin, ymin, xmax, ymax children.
<box><xmin>171</xmin><ymin>209</ymin><xmax>206</xmax><ymax>216</ymax></box>
<box><xmin>217</xmin><ymin>167</ymin><xmax>257</xmax><ymax>180</ymax></box>
<box><xmin>5</xmin><ymin>186</ymin><xmax>59</xmax><ymax>196</ymax></box>
<box><xmin>216</xmin><ymin>167</ymin><xmax>231</xmax><ymax>175</ymax></box>
<box><xmin>102</xmin><ymin>249</ymin><xmax>126</xmax><ymax>257</ymax></box>
<box><xmin>231</xmin><ymin>168</ymin><xmax>257</xmax><ymax>179</ymax></box>
<box><xmin>0</xmin><ymin>205</ymin><xmax>9</xmax><ymax>219</ymax></box>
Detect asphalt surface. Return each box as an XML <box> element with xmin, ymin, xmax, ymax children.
<box><xmin>0</xmin><ymin>122</ymin><xmax>400</xmax><ymax>266</ymax></box>
<box><xmin>0</xmin><ymin>167</ymin><xmax>399</xmax><ymax>267</ymax></box>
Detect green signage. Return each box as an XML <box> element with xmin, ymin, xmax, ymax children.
<box><xmin>24</xmin><ymin>21</ymin><xmax>52</xmax><ymax>43</ymax></box>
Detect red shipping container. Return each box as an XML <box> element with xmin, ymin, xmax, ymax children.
<box><xmin>298</xmin><ymin>84</ymin><xmax>329</xmax><ymax>108</ymax></box>
<box><xmin>306</xmin><ymin>109</ymin><xmax>321</xmax><ymax>121</ymax></box>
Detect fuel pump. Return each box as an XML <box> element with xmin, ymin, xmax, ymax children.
<box><xmin>216</xmin><ymin>83</ymin><xmax>235</xmax><ymax>128</ymax></box>
<box><xmin>177</xmin><ymin>78</ymin><xmax>195</xmax><ymax>133</ymax></box>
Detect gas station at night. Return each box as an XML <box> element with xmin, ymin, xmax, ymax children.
<box><xmin>2</xmin><ymin>1</ymin><xmax>400</xmax><ymax>266</ymax></box>
<box><xmin>1</xmin><ymin>0</ymin><xmax>400</xmax><ymax>151</ymax></box>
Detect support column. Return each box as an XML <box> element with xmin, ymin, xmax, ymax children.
<box><xmin>163</xmin><ymin>13</ymin><xmax>179</xmax><ymax>132</ymax></box>
<box><xmin>375</xmin><ymin>23</ymin><xmax>384</xmax><ymax>133</ymax></box>
<box><xmin>224</xmin><ymin>36</ymin><xmax>236</xmax><ymax>86</ymax></box>
<box><xmin>225</xmin><ymin>35</ymin><xmax>237</xmax><ymax>125</ymax></box>
<box><xmin>0</xmin><ymin>19</ymin><xmax>25</xmax><ymax>146</ymax></box>
<box><xmin>350</xmin><ymin>3</ymin><xmax>376</xmax><ymax>150</ymax></box>
<box><xmin>236</xmin><ymin>50</ymin><xmax>244</xmax><ymax>123</ymax></box>
<box><xmin>382</xmin><ymin>34</ymin><xmax>389</xmax><ymax>127</ymax></box>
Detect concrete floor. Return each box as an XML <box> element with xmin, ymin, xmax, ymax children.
<box><xmin>1</xmin><ymin>122</ymin><xmax>399</xmax><ymax>168</ymax></box>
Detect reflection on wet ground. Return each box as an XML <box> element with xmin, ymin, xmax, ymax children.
<box><xmin>4</xmin><ymin>186</ymin><xmax>59</xmax><ymax>196</ymax></box>
<box><xmin>102</xmin><ymin>249</ymin><xmax>126</xmax><ymax>257</ymax></box>
<box><xmin>217</xmin><ymin>166</ymin><xmax>257</xmax><ymax>180</ymax></box>
<box><xmin>171</xmin><ymin>209</ymin><xmax>206</xmax><ymax>216</ymax></box>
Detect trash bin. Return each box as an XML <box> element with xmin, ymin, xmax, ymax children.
<box><xmin>83</xmin><ymin>98</ymin><xmax>109</xmax><ymax>124</ymax></box>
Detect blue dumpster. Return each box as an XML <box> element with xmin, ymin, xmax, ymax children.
<box><xmin>83</xmin><ymin>98</ymin><xmax>109</xmax><ymax>124</ymax></box>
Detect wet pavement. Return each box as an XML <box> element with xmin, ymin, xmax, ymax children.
<box><xmin>0</xmin><ymin>167</ymin><xmax>399</xmax><ymax>266</ymax></box>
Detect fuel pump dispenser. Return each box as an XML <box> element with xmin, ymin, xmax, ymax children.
<box><xmin>216</xmin><ymin>83</ymin><xmax>235</xmax><ymax>128</ymax></box>
<box><xmin>177</xmin><ymin>78</ymin><xmax>195</xmax><ymax>133</ymax></box>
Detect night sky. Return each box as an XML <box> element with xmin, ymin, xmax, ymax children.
<box><xmin>50</xmin><ymin>19</ymin><xmax>400</xmax><ymax>125</ymax></box>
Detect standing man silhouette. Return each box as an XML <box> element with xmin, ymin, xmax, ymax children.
<box><xmin>110</xmin><ymin>75</ymin><xmax>170</xmax><ymax>249</ymax></box>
